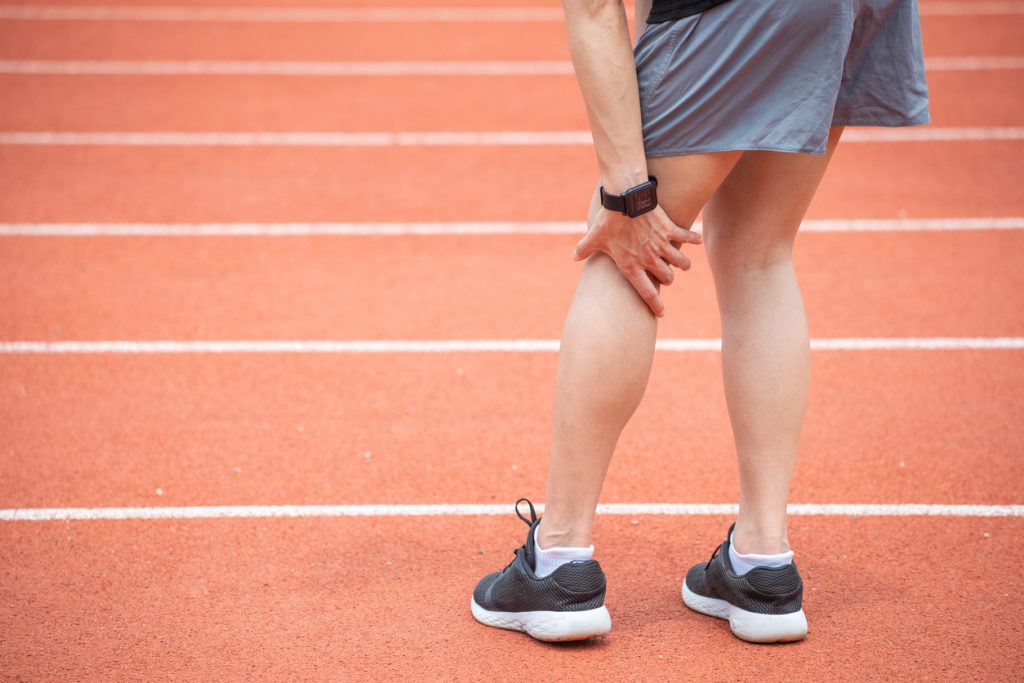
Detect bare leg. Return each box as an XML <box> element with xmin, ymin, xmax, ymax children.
<box><xmin>702</xmin><ymin>127</ymin><xmax>845</xmax><ymax>555</ymax></box>
<box><xmin>538</xmin><ymin>151</ymin><xmax>741</xmax><ymax>549</ymax></box>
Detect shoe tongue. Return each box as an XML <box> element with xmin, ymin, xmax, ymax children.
<box><xmin>523</xmin><ymin>519</ymin><xmax>541</xmax><ymax>570</ymax></box>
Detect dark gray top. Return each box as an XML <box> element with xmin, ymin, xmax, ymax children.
<box><xmin>647</xmin><ymin>0</ymin><xmax>735</xmax><ymax>23</ymax></box>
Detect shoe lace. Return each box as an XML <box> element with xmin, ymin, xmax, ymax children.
<box><xmin>500</xmin><ymin>498</ymin><xmax>538</xmax><ymax>573</ymax></box>
<box><xmin>515</xmin><ymin>497</ymin><xmax>538</xmax><ymax>527</ymax></box>
<box><xmin>704</xmin><ymin>544</ymin><xmax>721</xmax><ymax>571</ymax></box>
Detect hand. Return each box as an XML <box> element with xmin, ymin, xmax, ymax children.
<box><xmin>574</xmin><ymin>200</ymin><xmax>702</xmax><ymax>317</ymax></box>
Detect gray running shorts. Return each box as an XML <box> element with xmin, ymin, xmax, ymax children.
<box><xmin>635</xmin><ymin>0</ymin><xmax>931</xmax><ymax>156</ymax></box>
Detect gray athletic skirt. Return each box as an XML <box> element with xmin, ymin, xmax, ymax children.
<box><xmin>635</xmin><ymin>0</ymin><xmax>931</xmax><ymax>156</ymax></box>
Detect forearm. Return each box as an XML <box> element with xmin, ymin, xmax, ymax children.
<box><xmin>563</xmin><ymin>0</ymin><xmax>649</xmax><ymax>193</ymax></box>
<box><xmin>634</xmin><ymin>0</ymin><xmax>653</xmax><ymax>45</ymax></box>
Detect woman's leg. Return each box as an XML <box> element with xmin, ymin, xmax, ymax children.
<box><xmin>702</xmin><ymin>127</ymin><xmax>845</xmax><ymax>555</ymax></box>
<box><xmin>537</xmin><ymin>151</ymin><xmax>741</xmax><ymax>549</ymax></box>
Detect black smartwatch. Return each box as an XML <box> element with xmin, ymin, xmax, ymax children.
<box><xmin>600</xmin><ymin>176</ymin><xmax>658</xmax><ymax>218</ymax></box>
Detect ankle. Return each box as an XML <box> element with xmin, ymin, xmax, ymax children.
<box><xmin>535</xmin><ymin>518</ymin><xmax>593</xmax><ymax>550</ymax></box>
<box><xmin>731</xmin><ymin>523</ymin><xmax>790</xmax><ymax>555</ymax></box>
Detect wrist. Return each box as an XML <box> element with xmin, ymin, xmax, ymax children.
<box><xmin>601</xmin><ymin>168</ymin><xmax>649</xmax><ymax>195</ymax></box>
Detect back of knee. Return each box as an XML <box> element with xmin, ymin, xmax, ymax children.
<box><xmin>704</xmin><ymin>225</ymin><xmax>796</xmax><ymax>273</ymax></box>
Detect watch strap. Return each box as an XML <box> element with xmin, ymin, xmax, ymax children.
<box><xmin>600</xmin><ymin>176</ymin><xmax>659</xmax><ymax>217</ymax></box>
<box><xmin>599</xmin><ymin>185</ymin><xmax>628</xmax><ymax>214</ymax></box>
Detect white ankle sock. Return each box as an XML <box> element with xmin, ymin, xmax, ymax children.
<box><xmin>533</xmin><ymin>536</ymin><xmax>594</xmax><ymax>578</ymax></box>
<box><xmin>728</xmin><ymin>531</ymin><xmax>793</xmax><ymax>577</ymax></box>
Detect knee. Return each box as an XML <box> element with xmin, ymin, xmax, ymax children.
<box><xmin>703</xmin><ymin>219</ymin><xmax>797</xmax><ymax>274</ymax></box>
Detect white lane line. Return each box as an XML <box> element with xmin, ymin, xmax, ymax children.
<box><xmin>3</xmin><ymin>503</ymin><xmax>1022</xmax><ymax>522</ymax></box>
<box><xmin>0</xmin><ymin>59</ymin><xmax>579</xmax><ymax>76</ymax></box>
<box><xmin>842</xmin><ymin>127</ymin><xmax>1024</xmax><ymax>142</ymax></box>
<box><xmin>919</xmin><ymin>1</ymin><xmax>1024</xmax><ymax>15</ymax></box>
<box><xmin>0</xmin><ymin>131</ymin><xmax>597</xmax><ymax>146</ymax></box>
<box><xmin>0</xmin><ymin>5</ymin><xmax>569</xmax><ymax>22</ymax></box>
<box><xmin>926</xmin><ymin>56</ymin><xmax>1024</xmax><ymax>70</ymax></box>
<box><xmin>1</xmin><ymin>127</ymin><xmax>1020</xmax><ymax>147</ymax></box>
<box><xmin>2</xmin><ymin>338</ymin><xmax>1022</xmax><ymax>354</ymax></box>
<box><xmin>2</xmin><ymin>217</ymin><xmax>1022</xmax><ymax>237</ymax></box>
<box><xmin>0</xmin><ymin>221</ymin><xmax>584</xmax><ymax>236</ymax></box>
<box><xmin>0</xmin><ymin>224</ymin><xmax>593</xmax><ymax>237</ymax></box>
<box><xmin>0</xmin><ymin>57</ymin><xmax>1020</xmax><ymax>76</ymax></box>
<box><xmin>0</xmin><ymin>2</ymin><xmax>1020</xmax><ymax>22</ymax></box>
<box><xmin>795</xmin><ymin>217</ymin><xmax>1024</xmax><ymax>232</ymax></box>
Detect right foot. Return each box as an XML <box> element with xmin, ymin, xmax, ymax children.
<box><xmin>682</xmin><ymin>524</ymin><xmax>808</xmax><ymax>643</ymax></box>
<box><xmin>470</xmin><ymin>498</ymin><xmax>611</xmax><ymax>642</ymax></box>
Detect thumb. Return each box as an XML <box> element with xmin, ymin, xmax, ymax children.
<box><xmin>574</xmin><ymin>233</ymin><xmax>595</xmax><ymax>261</ymax></box>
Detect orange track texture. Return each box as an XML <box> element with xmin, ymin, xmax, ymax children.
<box><xmin>1</xmin><ymin>2</ymin><xmax>1022</xmax><ymax>680</ymax></box>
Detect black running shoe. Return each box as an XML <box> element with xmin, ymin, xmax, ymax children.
<box><xmin>682</xmin><ymin>524</ymin><xmax>808</xmax><ymax>643</ymax></box>
<box><xmin>470</xmin><ymin>498</ymin><xmax>611</xmax><ymax>642</ymax></box>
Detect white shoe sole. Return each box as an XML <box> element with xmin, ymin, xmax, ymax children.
<box><xmin>470</xmin><ymin>598</ymin><xmax>611</xmax><ymax>642</ymax></box>
<box><xmin>682</xmin><ymin>581</ymin><xmax>807</xmax><ymax>643</ymax></box>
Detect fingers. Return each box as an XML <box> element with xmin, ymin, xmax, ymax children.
<box><xmin>646</xmin><ymin>210</ymin><xmax>700</xmax><ymax>270</ymax></box>
<box><xmin>662</xmin><ymin>244</ymin><xmax>692</xmax><ymax>271</ymax></box>
<box><xmin>672</xmin><ymin>224</ymin><xmax>703</xmax><ymax>246</ymax></box>
<box><xmin>650</xmin><ymin>206</ymin><xmax>702</xmax><ymax>246</ymax></box>
<box><xmin>647</xmin><ymin>256</ymin><xmax>675</xmax><ymax>286</ymax></box>
<box><xmin>624</xmin><ymin>266</ymin><xmax>666</xmax><ymax>317</ymax></box>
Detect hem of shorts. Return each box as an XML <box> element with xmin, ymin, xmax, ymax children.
<box><xmin>644</xmin><ymin>114</ymin><xmax>932</xmax><ymax>158</ymax></box>
<box><xmin>644</xmin><ymin>144</ymin><xmax>828</xmax><ymax>158</ymax></box>
<box><xmin>830</xmin><ymin>114</ymin><xmax>932</xmax><ymax>127</ymax></box>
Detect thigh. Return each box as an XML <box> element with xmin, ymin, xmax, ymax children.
<box><xmin>586</xmin><ymin>151</ymin><xmax>741</xmax><ymax>230</ymax></box>
<box><xmin>642</xmin><ymin>151</ymin><xmax>743</xmax><ymax>231</ymax></box>
<box><xmin>703</xmin><ymin>127</ymin><xmax>845</xmax><ymax>255</ymax></box>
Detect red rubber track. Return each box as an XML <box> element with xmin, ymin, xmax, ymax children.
<box><xmin>1</xmin><ymin>2</ymin><xmax>1022</xmax><ymax>680</ymax></box>
<box><xmin>2</xmin><ymin>517</ymin><xmax>1021</xmax><ymax>680</ymax></box>
<box><xmin>2</xmin><ymin>352</ymin><xmax>1022</xmax><ymax>507</ymax></box>
<box><xmin>10</xmin><ymin>0</ymin><xmax>562</xmax><ymax>6</ymax></box>
<box><xmin>2</xmin><ymin>232</ymin><xmax>1023</xmax><ymax>340</ymax></box>
<box><xmin>2</xmin><ymin>142</ymin><xmax>1022</xmax><ymax>221</ymax></box>
<box><xmin>2</xmin><ymin>70</ymin><xmax>1020</xmax><ymax>131</ymax></box>
<box><xmin>2</xmin><ymin>14</ymin><xmax>1021</xmax><ymax>60</ymax></box>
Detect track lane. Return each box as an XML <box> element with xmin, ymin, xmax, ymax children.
<box><xmin>1</xmin><ymin>141</ymin><xmax>1021</xmax><ymax>221</ymax></box>
<box><xmin>4</xmin><ymin>0</ymin><xmax>564</xmax><ymax>8</ymax></box>
<box><xmin>1</xmin><ymin>516</ymin><xmax>1020</xmax><ymax>680</ymax></box>
<box><xmin>0</xmin><ymin>74</ymin><xmax>590</xmax><ymax>132</ymax></box>
<box><xmin>3</xmin><ymin>0</ymin><xmax>1010</xmax><ymax>8</ymax></box>
<box><xmin>1</xmin><ymin>69</ymin><xmax>1019</xmax><ymax>131</ymax></box>
<box><xmin>0</xmin><ymin>13</ymin><xmax>1020</xmax><ymax>60</ymax></box>
<box><xmin>1</xmin><ymin>351</ymin><xmax>1021</xmax><ymax>508</ymax></box>
<box><xmin>1</xmin><ymin>232</ymin><xmax>1022</xmax><ymax>340</ymax></box>
<box><xmin>2</xmin><ymin>20</ymin><xmax>576</xmax><ymax>61</ymax></box>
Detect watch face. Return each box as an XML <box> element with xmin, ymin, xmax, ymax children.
<box><xmin>624</xmin><ymin>182</ymin><xmax>657</xmax><ymax>217</ymax></box>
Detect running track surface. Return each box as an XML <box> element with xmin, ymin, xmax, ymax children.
<box><xmin>1</xmin><ymin>1</ymin><xmax>1023</xmax><ymax>680</ymax></box>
